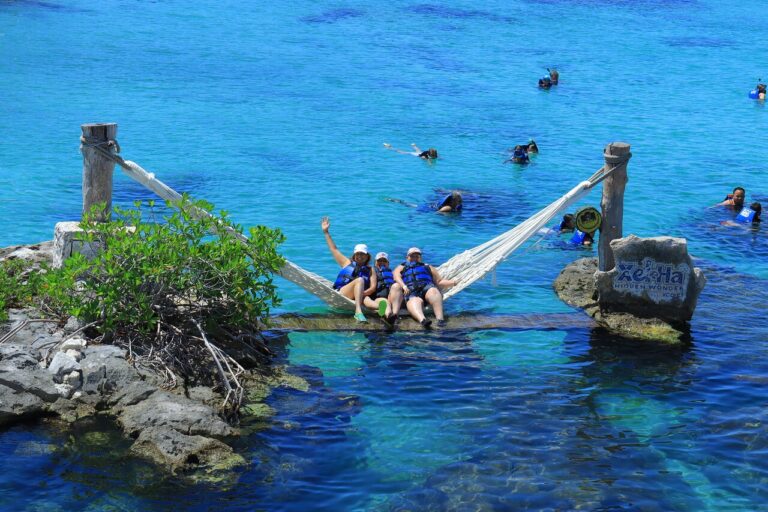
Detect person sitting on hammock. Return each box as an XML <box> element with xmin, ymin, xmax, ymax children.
<box><xmin>321</xmin><ymin>216</ymin><xmax>376</xmax><ymax>323</ymax></box>
<box><xmin>363</xmin><ymin>252</ymin><xmax>402</xmax><ymax>325</ymax></box>
<box><xmin>392</xmin><ymin>247</ymin><xmax>455</xmax><ymax>328</ymax></box>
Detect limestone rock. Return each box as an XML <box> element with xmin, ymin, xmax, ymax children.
<box><xmin>0</xmin><ymin>384</ymin><xmax>46</xmax><ymax>426</ymax></box>
<box><xmin>594</xmin><ymin>235</ymin><xmax>706</xmax><ymax>324</ymax></box>
<box><xmin>117</xmin><ymin>391</ymin><xmax>235</xmax><ymax>438</ymax></box>
<box><xmin>60</xmin><ymin>337</ymin><xmax>87</xmax><ymax>352</ymax></box>
<box><xmin>107</xmin><ymin>381</ymin><xmax>158</xmax><ymax>409</ymax></box>
<box><xmin>130</xmin><ymin>427</ymin><xmax>246</xmax><ymax>472</ymax></box>
<box><xmin>0</xmin><ymin>343</ymin><xmax>39</xmax><ymax>369</ymax></box>
<box><xmin>0</xmin><ymin>360</ymin><xmax>59</xmax><ymax>402</ymax></box>
<box><xmin>80</xmin><ymin>345</ymin><xmax>135</xmax><ymax>396</ymax></box>
<box><xmin>48</xmin><ymin>351</ymin><xmax>81</xmax><ymax>381</ymax></box>
<box><xmin>55</xmin><ymin>383</ymin><xmax>73</xmax><ymax>398</ymax></box>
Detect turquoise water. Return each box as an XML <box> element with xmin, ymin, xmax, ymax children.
<box><xmin>2</xmin><ymin>0</ymin><xmax>768</xmax><ymax>509</ymax></box>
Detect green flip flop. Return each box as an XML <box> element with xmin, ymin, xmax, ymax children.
<box><xmin>377</xmin><ymin>301</ymin><xmax>387</xmax><ymax>318</ymax></box>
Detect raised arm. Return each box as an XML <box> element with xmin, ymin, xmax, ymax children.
<box><xmin>321</xmin><ymin>216</ymin><xmax>350</xmax><ymax>267</ymax></box>
<box><xmin>384</xmin><ymin>143</ymin><xmax>418</xmax><ymax>156</ymax></box>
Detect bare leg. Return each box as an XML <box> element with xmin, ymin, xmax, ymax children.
<box><xmin>387</xmin><ymin>283</ymin><xmax>403</xmax><ymax>318</ymax></box>
<box><xmin>425</xmin><ymin>287</ymin><xmax>445</xmax><ymax>321</ymax></box>
<box><xmin>406</xmin><ymin>297</ymin><xmax>426</xmax><ymax>323</ymax></box>
<box><xmin>339</xmin><ymin>278</ymin><xmax>365</xmax><ymax>314</ymax></box>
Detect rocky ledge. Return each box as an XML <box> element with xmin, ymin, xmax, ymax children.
<box><xmin>0</xmin><ymin>241</ymin><xmax>307</xmax><ymax>478</ymax></box>
<box><xmin>553</xmin><ymin>258</ymin><xmax>687</xmax><ymax>344</ymax></box>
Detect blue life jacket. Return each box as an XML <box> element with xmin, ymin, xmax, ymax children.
<box><xmin>736</xmin><ymin>207</ymin><xmax>756</xmax><ymax>223</ymax></box>
<box><xmin>400</xmin><ymin>261</ymin><xmax>434</xmax><ymax>290</ymax></box>
<box><xmin>749</xmin><ymin>89</ymin><xmax>760</xmax><ymax>99</ymax></box>
<box><xmin>375</xmin><ymin>265</ymin><xmax>394</xmax><ymax>293</ymax></box>
<box><xmin>513</xmin><ymin>148</ymin><xmax>529</xmax><ymax>162</ymax></box>
<box><xmin>333</xmin><ymin>262</ymin><xmax>371</xmax><ymax>290</ymax></box>
<box><xmin>570</xmin><ymin>229</ymin><xmax>588</xmax><ymax>245</ymax></box>
<box><xmin>438</xmin><ymin>194</ymin><xmax>462</xmax><ymax>212</ymax></box>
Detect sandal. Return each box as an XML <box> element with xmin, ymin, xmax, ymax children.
<box><xmin>377</xmin><ymin>301</ymin><xmax>388</xmax><ymax>318</ymax></box>
<box><xmin>354</xmin><ymin>312</ymin><xmax>368</xmax><ymax>323</ymax></box>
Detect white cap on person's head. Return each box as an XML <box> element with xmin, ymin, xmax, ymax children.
<box><xmin>407</xmin><ymin>247</ymin><xmax>422</xmax><ymax>256</ymax></box>
<box><xmin>375</xmin><ymin>252</ymin><xmax>388</xmax><ymax>261</ymax></box>
<box><xmin>353</xmin><ymin>244</ymin><xmax>369</xmax><ymax>255</ymax></box>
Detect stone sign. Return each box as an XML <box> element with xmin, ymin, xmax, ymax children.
<box><xmin>595</xmin><ymin>235</ymin><xmax>706</xmax><ymax>324</ymax></box>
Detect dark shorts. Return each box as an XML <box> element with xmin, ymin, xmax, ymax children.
<box><xmin>406</xmin><ymin>283</ymin><xmax>435</xmax><ymax>302</ymax></box>
<box><xmin>375</xmin><ymin>287</ymin><xmax>390</xmax><ymax>299</ymax></box>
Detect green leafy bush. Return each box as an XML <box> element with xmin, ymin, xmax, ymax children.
<box><xmin>40</xmin><ymin>197</ymin><xmax>285</xmax><ymax>408</ymax></box>
<box><xmin>0</xmin><ymin>258</ymin><xmax>41</xmax><ymax>322</ymax></box>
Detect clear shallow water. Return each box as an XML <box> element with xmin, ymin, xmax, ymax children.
<box><xmin>1</xmin><ymin>0</ymin><xmax>767</xmax><ymax>510</ymax></box>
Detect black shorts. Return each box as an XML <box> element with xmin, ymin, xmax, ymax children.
<box><xmin>406</xmin><ymin>283</ymin><xmax>435</xmax><ymax>301</ymax></box>
<box><xmin>375</xmin><ymin>288</ymin><xmax>390</xmax><ymax>299</ymax></box>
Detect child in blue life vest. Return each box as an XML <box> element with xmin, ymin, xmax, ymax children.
<box><xmin>437</xmin><ymin>191</ymin><xmax>463</xmax><ymax>213</ymax></box>
<box><xmin>723</xmin><ymin>202</ymin><xmax>762</xmax><ymax>227</ymax></box>
<box><xmin>363</xmin><ymin>252</ymin><xmax>402</xmax><ymax>325</ymax></box>
<box><xmin>321</xmin><ymin>216</ymin><xmax>376</xmax><ymax>323</ymax></box>
<box><xmin>504</xmin><ymin>145</ymin><xmax>529</xmax><ymax>164</ymax></box>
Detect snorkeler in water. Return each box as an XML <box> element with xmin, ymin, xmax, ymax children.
<box><xmin>383</xmin><ymin>142</ymin><xmax>438</xmax><ymax>160</ymax></box>
<box><xmin>504</xmin><ymin>145</ymin><xmax>530</xmax><ymax>164</ymax></box>
<box><xmin>717</xmin><ymin>187</ymin><xmax>746</xmax><ymax>211</ymax></box>
<box><xmin>548</xmin><ymin>68</ymin><xmax>559</xmax><ymax>85</ymax></box>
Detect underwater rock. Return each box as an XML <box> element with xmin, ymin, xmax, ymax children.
<box><xmin>130</xmin><ymin>426</ymin><xmax>247</xmax><ymax>472</ymax></box>
<box><xmin>554</xmin><ymin>257</ymin><xmax>686</xmax><ymax>344</ymax></box>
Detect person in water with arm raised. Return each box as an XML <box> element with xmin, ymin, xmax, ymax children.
<box><xmin>716</xmin><ymin>187</ymin><xmax>746</xmax><ymax>211</ymax></box>
<box><xmin>392</xmin><ymin>247</ymin><xmax>455</xmax><ymax>328</ymax></box>
<box><xmin>321</xmin><ymin>216</ymin><xmax>376</xmax><ymax>323</ymax></box>
<box><xmin>383</xmin><ymin>142</ymin><xmax>438</xmax><ymax>160</ymax></box>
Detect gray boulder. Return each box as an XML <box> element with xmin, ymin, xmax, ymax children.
<box><xmin>80</xmin><ymin>345</ymin><xmax>135</xmax><ymax>396</ymax></box>
<box><xmin>0</xmin><ymin>384</ymin><xmax>46</xmax><ymax>426</ymax></box>
<box><xmin>0</xmin><ymin>360</ymin><xmax>59</xmax><ymax>403</ymax></box>
<box><xmin>118</xmin><ymin>391</ymin><xmax>235</xmax><ymax>438</ymax></box>
<box><xmin>595</xmin><ymin>235</ymin><xmax>706</xmax><ymax>324</ymax></box>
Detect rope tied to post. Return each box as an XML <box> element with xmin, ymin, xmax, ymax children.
<box><xmin>80</xmin><ymin>135</ymin><xmax>121</xmax><ymax>155</ymax></box>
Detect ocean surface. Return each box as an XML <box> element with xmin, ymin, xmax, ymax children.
<box><xmin>1</xmin><ymin>0</ymin><xmax>767</xmax><ymax>510</ymax></box>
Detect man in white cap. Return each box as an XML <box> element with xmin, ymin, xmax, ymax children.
<box><xmin>321</xmin><ymin>217</ymin><xmax>376</xmax><ymax>322</ymax></box>
<box><xmin>392</xmin><ymin>247</ymin><xmax>455</xmax><ymax>328</ymax></box>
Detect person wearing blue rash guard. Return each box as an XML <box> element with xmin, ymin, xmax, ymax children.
<box><xmin>321</xmin><ymin>216</ymin><xmax>376</xmax><ymax>323</ymax></box>
<box><xmin>392</xmin><ymin>247</ymin><xmax>456</xmax><ymax>328</ymax></box>
<box><xmin>363</xmin><ymin>252</ymin><xmax>402</xmax><ymax>325</ymax></box>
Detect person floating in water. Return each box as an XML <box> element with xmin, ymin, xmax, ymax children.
<box><xmin>723</xmin><ymin>202</ymin><xmax>762</xmax><ymax>227</ymax></box>
<box><xmin>364</xmin><ymin>252</ymin><xmax>402</xmax><ymax>326</ymax></box>
<box><xmin>756</xmin><ymin>81</ymin><xmax>766</xmax><ymax>100</ymax></box>
<box><xmin>383</xmin><ymin>142</ymin><xmax>438</xmax><ymax>160</ymax></box>
<box><xmin>538</xmin><ymin>76</ymin><xmax>552</xmax><ymax>89</ymax></box>
<box><xmin>321</xmin><ymin>216</ymin><xmax>375</xmax><ymax>323</ymax></box>
<box><xmin>526</xmin><ymin>139</ymin><xmax>539</xmax><ymax>154</ymax></box>
<box><xmin>504</xmin><ymin>145</ymin><xmax>530</xmax><ymax>164</ymax></box>
<box><xmin>437</xmin><ymin>191</ymin><xmax>463</xmax><ymax>213</ymax></box>
<box><xmin>548</xmin><ymin>68</ymin><xmax>559</xmax><ymax>85</ymax></box>
<box><xmin>392</xmin><ymin>247</ymin><xmax>455</xmax><ymax>329</ymax></box>
<box><xmin>717</xmin><ymin>187</ymin><xmax>746</xmax><ymax>211</ymax></box>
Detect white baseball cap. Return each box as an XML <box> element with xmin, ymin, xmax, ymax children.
<box><xmin>407</xmin><ymin>247</ymin><xmax>422</xmax><ymax>256</ymax></box>
<box><xmin>375</xmin><ymin>252</ymin><xmax>389</xmax><ymax>261</ymax></box>
<box><xmin>353</xmin><ymin>244</ymin><xmax>369</xmax><ymax>255</ymax></box>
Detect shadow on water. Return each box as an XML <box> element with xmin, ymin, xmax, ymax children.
<box><xmin>404</xmin><ymin>4</ymin><xmax>513</xmax><ymax>23</ymax></box>
<box><xmin>300</xmin><ymin>8</ymin><xmax>366</xmax><ymax>24</ymax></box>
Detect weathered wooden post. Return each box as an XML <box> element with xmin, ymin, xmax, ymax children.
<box><xmin>81</xmin><ymin>123</ymin><xmax>118</xmax><ymax>222</ymax></box>
<box><xmin>598</xmin><ymin>142</ymin><xmax>631</xmax><ymax>271</ymax></box>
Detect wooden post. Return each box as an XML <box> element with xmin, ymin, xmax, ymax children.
<box><xmin>598</xmin><ymin>142</ymin><xmax>631</xmax><ymax>271</ymax></box>
<box><xmin>81</xmin><ymin>123</ymin><xmax>117</xmax><ymax>222</ymax></box>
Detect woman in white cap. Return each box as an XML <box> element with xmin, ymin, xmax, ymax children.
<box><xmin>321</xmin><ymin>217</ymin><xmax>376</xmax><ymax>322</ymax></box>
<box><xmin>363</xmin><ymin>251</ymin><xmax>402</xmax><ymax>325</ymax></box>
<box><xmin>392</xmin><ymin>247</ymin><xmax>455</xmax><ymax>328</ymax></box>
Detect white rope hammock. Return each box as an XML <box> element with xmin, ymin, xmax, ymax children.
<box><xmin>86</xmin><ymin>139</ymin><xmax>623</xmax><ymax>311</ymax></box>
